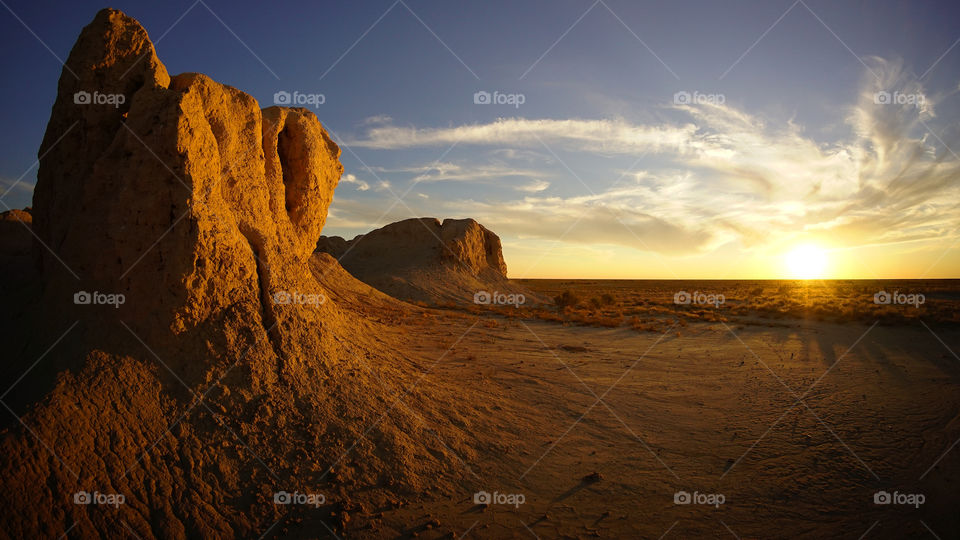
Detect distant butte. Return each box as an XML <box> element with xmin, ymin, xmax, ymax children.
<box><xmin>316</xmin><ymin>217</ymin><xmax>534</xmax><ymax>305</ymax></box>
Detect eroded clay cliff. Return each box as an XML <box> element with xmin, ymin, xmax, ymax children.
<box><xmin>0</xmin><ymin>9</ymin><xmax>474</xmax><ymax>539</ymax></box>
<box><xmin>316</xmin><ymin>217</ymin><xmax>531</xmax><ymax>305</ymax></box>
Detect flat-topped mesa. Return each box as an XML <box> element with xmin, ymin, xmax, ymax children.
<box><xmin>32</xmin><ymin>8</ymin><xmax>342</xmax><ymax>371</ymax></box>
<box><xmin>316</xmin><ymin>217</ymin><xmax>525</xmax><ymax>304</ymax></box>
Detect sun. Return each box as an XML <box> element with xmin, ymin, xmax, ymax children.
<box><xmin>784</xmin><ymin>245</ymin><xmax>828</xmax><ymax>279</ymax></box>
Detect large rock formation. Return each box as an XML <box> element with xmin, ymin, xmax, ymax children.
<box><xmin>316</xmin><ymin>217</ymin><xmax>530</xmax><ymax>305</ymax></box>
<box><xmin>0</xmin><ymin>9</ymin><xmax>473</xmax><ymax>539</ymax></box>
<box><xmin>31</xmin><ymin>7</ymin><xmax>344</xmax><ymax>375</ymax></box>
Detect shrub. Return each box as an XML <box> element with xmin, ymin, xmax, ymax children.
<box><xmin>554</xmin><ymin>290</ymin><xmax>580</xmax><ymax>311</ymax></box>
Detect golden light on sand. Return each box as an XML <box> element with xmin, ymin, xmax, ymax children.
<box><xmin>784</xmin><ymin>245</ymin><xmax>828</xmax><ymax>279</ymax></box>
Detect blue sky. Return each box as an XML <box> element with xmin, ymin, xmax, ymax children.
<box><xmin>1</xmin><ymin>0</ymin><xmax>959</xmax><ymax>277</ymax></box>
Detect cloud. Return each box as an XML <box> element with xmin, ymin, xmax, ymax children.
<box><xmin>331</xmin><ymin>58</ymin><xmax>959</xmax><ymax>258</ymax></box>
<box><xmin>0</xmin><ymin>177</ymin><xmax>35</xmax><ymax>210</ymax></box>
<box><xmin>338</xmin><ymin>173</ymin><xmax>369</xmax><ymax>191</ymax></box>
<box><xmin>362</xmin><ymin>115</ymin><xmax>393</xmax><ymax>125</ymax></box>
<box><xmin>0</xmin><ymin>177</ymin><xmax>35</xmax><ymax>195</ymax></box>
<box><xmin>516</xmin><ymin>179</ymin><xmax>550</xmax><ymax>193</ymax></box>
<box><xmin>346</xmin><ymin>117</ymin><xmax>697</xmax><ymax>154</ymax></box>
<box><xmin>397</xmin><ymin>163</ymin><xmax>544</xmax><ymax>184</ymax></box>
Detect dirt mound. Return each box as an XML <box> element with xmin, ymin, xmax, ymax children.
<box><xmin>0</xmin><ymin>9</ymin><xmax>475</xmax><ymax>538</ymax></box>
<box><xmin>316</xmin><ymin>217</ymin><xmax>534</xmax><ymax>305</ymax></box>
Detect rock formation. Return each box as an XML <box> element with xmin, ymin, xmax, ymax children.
<box><xmin>0</xmin><ymin>208</ymin><xmax>32</xmax><ymax>257</ymax></box>
<box><xmin>0</xmin><ymin>208</ymin><xmax>35</xmax><ymax>303</ymax></box>
<box><xmin>316</xmin><ymin>217</ymin><xmax>531</xmax><ymax>305</ymax></box>
<box><xmin>0</xmin><ymin>9</ymin><xmax>473</xmax><ymax>538</ymax></box>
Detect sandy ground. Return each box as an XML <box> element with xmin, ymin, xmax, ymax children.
<box><xmin>338</xmin><ymin>312</ymin><xmax>960</xmax><ymax>539</ymax></box>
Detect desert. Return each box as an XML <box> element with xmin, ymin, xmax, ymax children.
<box><xmin>1</xmin><ymin>3</ymin><xmax>959</xmax><ymax>539</ymax></box>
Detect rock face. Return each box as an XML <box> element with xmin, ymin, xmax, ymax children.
<box><xmin>0</xmin><ymin>209</ymin><xmax>35</xmax><ymax>302</ymax></box>
<box><xmin>316</xmin><ymin>217</ymin><xmax>527</xmax><ymax>304</ymax></box>
<box><xmin>0</xmin><ymin>208</ymin><xmax>32</xmax><ymax>256</ymax></box>
<box><xmin>0</xmin><ymin>9</ymin><xmax>471</xmax><ymax>539</ymax></box>
<box><xmin>32</xmin><ymin>7</ymin><xmax>343</xmax><ymax>363</ymax></box>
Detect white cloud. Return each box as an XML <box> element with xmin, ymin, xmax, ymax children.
<box><xmin>516</xmin><ymin>179</ymin><xmax>550</xmax><ymax>193</ymax></box>
<box><xmin>331</xmin><ymin>58</ymin><xmax>959</xmax><ymax>257</ymax></box>
<box><xmin>347</xmin><ymin>117</ymin><xmax>697</xmax><ymax>154</ymax></box>
<box><xmin>338</xmin><ymin>173</ymin><xmax>369</xmax><ymax>191</ymax></box>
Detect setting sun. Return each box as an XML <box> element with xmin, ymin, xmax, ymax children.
<box><xmin>785</xmin><ymin>245</ymin><xmax>828</xmax><ymax>279</ymax></box>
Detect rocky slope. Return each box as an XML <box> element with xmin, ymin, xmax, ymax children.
<box><xmin>316</xmin><ymin>217</ymin><xmax>533</xmax><ymax>305</ymax></box>
<box><xmin>0</xmin><ymin>9</ymin><xmax>476</xmax><ymax>539</ymax></box>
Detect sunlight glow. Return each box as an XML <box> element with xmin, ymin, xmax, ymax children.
<box><xmin>784</xmin><ymin>245</ymin><xmax>828</xmax><ymax>279</ymax></box>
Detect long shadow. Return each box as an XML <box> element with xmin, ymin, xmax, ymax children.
<box><xmin>550</xmin><ymin>478</ymin><xmax>596</xmax><ymax>504</ymax></box>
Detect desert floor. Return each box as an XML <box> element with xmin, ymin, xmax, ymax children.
<box><xmin>336</xmin><ymin>309</ymin><xmax>960</xmax><ymax>539</ymax></box>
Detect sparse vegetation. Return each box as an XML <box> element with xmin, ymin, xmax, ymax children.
<box><xmin>553</xmin><ymin>290</ymin><xmax>580</xmax><ymax>312</ymax></box>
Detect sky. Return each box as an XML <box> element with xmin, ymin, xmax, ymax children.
<box><xmin>1</xmin><ymin>0</ymin><xmax>959</xmax><ymax>279</ymax></box>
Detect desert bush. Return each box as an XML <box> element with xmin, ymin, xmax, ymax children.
<box><xmin>554</xmin><ymin>290</ymin><xmax>580</xmax><ymax>311</ymax></box>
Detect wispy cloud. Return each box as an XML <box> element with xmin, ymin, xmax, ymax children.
<box><xmin>369</xmin><ymin>162</ymin><xmax>545</xmax><ymax>185</ymax></box>
<box><xmin>333</xmin><ymin>58</ymin><xmax>959</xmax><ymax>258</ymax></box>
<box><xmin>346</xmin><ymin>117</ymin><xmax>697</xmax><ymax>154</ymax></box>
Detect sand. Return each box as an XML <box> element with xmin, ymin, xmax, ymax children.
<box><xmin>283</xmin><ymin>304</ymin><xmax>960</xmax><ymax>539</ymax></box>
